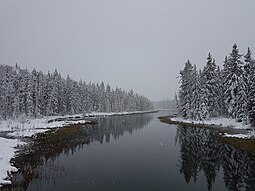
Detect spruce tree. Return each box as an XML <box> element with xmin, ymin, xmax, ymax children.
<box><xmin>199</xmin><ymin>69</ymin><xmax>210</xmax><ymax>120</ymax></box>
<box><xmin>202</xmin><ymin>53</ymin><xmax>220</xmax><ymax>117</ymax></box>
<box><xmin>222</xmin><ymin>44</ymin><xmax>246</xmax><ymax>120</ymax></box>
<box><xmin>179</xmin><ymin>60</ymin><xmax>193</xmax><ymax>118</ymax></box>
<box><xmin>190</xmin><ymin>65</ymin><xmax>203</xmax><ymax>120</ymax></box>
<box><xmin>244</xmin><ymin>48</ymin><xmax>255</xmax><ymax>125</ymax></box>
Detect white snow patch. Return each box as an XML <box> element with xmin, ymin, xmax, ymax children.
<box><xmin>0</xmin><ymin>137</ymin><xmax>25</xmax><ymax>187</ymax></box>
<box><xmin>170</xmin><ymin>117</ymin><xmax>251</xmax><ymax>130</ymax></box>
<box><xmin>1</xmin><ymin>111</ymin><xmax>156</xmax><ymax>138</ymax></box>
<box><xmin>6</xmin><ymin>119</ymin><xmax>91</xmax><ymax>138</ymax></box>
<box><xmin>223</xmin><ymin>131</ymin><xmax>255</xmax><ymax>139</ymax></box>
<box><xmin>170</xmin><ymin>116</ymin><xmax>255</xmax><ymax>140</ymax></box>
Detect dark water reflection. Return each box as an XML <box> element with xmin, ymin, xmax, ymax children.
<box><xmin>177</xmin><ymin>126</ymin><xmax>255</xmax><ymax>191</ymax></box>
<box><xmin>2</xmin><ymin>111</ymin><xmax>255</xmax><ymax>191</ymax></box>
<box><xmin>83</xmin><ymin>113</ymin><xmax>153</xmax><ymax>144</ymax></box>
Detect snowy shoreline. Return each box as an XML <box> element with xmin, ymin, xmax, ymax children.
<box><xmin>161</xmin><ymin>116</ymin><xmax>255</xmax><ymax>139</ymax></box>
<box><xmin>170</xmin><ymin>116</ymin><xmax>251</xmax><ymax>129</ymax></box>
<box><xmin>0</xmin><ymin>110</ymin><xmax>157</xmax><ymax>187</ymax></box>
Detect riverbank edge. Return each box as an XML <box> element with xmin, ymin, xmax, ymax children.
<box><xmin>0</xmin><ymin>110</ymin><xmax>158</xmax><ymax>188</ymax></box>
<box><xmin>158</xmin><ymin>116</ymin><xmax>255</xmax><ymax>154</ymax></box>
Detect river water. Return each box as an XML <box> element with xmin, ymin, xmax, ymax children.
<box><xmin>6</xmin><ymin>111</ymin><xmax>255</xmax><ymax>191</ymax></box>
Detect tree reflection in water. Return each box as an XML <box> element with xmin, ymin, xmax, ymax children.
<box><xmin>176</xmin><ymin>126</ymin><xmax>255</xmax><ymax>191</ymax></box>
<box><xmin>83</xmin><ymin>114</ymin><xmax>153</xmax><ymax>144</ymax></box>
<box><xmin>2</xmin><ymin>114</ymin><xmax>153</xmax><ymax>191</ymax></box>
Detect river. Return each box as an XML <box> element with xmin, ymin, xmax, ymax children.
<box><xmin>3</xmin><ymin>111</ymin><xmax>255</xmax><ymax>191</ymax></box>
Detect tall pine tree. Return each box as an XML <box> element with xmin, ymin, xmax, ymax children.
<box><xmin>202</xmin><ymin>53</ymin><xmax>220</xmax><ymax>117</ymax></box>
<box><xmin>222</xmin><ymin>44</ymin><xmax>246</xmax><ymax>120</ymax></box>
<box><xmin>244</xmin><ymin>48</ymin><xmax>255</xmax><ymax>125</ymax></box>
<box><xmin>179</xmin><ymin>60</ymin><xmax>194</xmax><ymax>118</ymax></box>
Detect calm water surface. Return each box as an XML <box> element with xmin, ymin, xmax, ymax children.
<box><xmin>8</xmin><ymin>111</ymin><xmax>255</xmax><ymax>191</ymax></box>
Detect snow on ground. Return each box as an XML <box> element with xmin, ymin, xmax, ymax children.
<box><xmin>0</xmin><ymin>137</ymin><xmax>25</xmax><ymax>187</ymax></box>
<box><xmin>223</xmin><ymin>132</ymin><xmax>254</xmax><ymax>139</ymax></box>
<box><xmin>170</xmin><ymin>116</ymin><xmax>255</xmax><ymax>139</ymax></box>
<box><xmin>223</xmin><ymin>131</ymin><xmax>255</xmax><ymax>139</ymax></box>
<box><xmin>0</xmin><ymin>110</ymin><xmax>154</xmax><ymax>187</ymax></box>
<box><xmin>1</xmin><ymin>111</ymin><xmax>156</xmax><ymax>138</ymax></box>
<box><xmin>171</xmin><ymin>117</ymin><xmax>251</xmax><ymax>129</ymax></box>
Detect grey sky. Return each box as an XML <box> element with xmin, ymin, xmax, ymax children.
<box><xmin>0</xmin><ymin>0</ymin><xmax>255</xmax><ymax>101</ymax></box>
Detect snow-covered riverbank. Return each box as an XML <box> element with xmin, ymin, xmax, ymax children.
<box><xmin>0</xmin><ymin>116</ymin><xmax>90</xmax><ymax>187</ymax></box>
<box><xmin>0</xmin><ymin>110</ymin><xmax>156</xmax><ymax>187</ymax></box>
<box><xmin>170</xmin><ymin>117</ymin><xmax>251</xmax><ymax>129</ymax></box>
<box><xmin>1</xmin><ymin>111</ymin><xmax>157</xmax><ymax>138</ymax></box>
<box><xmin>169</xmin><ymin>116</ymin><xmax>255</xmax><ymax>139</ymax></box>
<box><xmin>0</xmin><ymin>138</ymin><xmax>25</xmax><ymax>187</ymax></box>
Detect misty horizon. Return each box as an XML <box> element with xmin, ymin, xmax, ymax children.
<box><xmin>1</xmin><ymin>0</ymin><xmax>255</xmax><ymax>100</ymax></box>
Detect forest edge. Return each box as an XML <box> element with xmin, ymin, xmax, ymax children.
<box><xmin>158</xmin><ymin>116</ymin><xmax>255</xmax><ymax>154</ymax></box>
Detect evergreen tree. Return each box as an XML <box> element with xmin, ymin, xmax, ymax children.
<box><xmin>85</xmin><ymin>82</ymin><xmax>94</xmax><ymax>113</ymax></box>
<box><xmin>222</xmin><ymin>44</ymin><xmax>246</xmax><ymax>120</ymax></box>
<box><xmin>2</xmin><ymin>67</ymin><xmax>15</xmax><ymax>119</ymax></box>
<box><xmin>30</xmin><ymin>69</ymin><xmax>40</xmax><ymax>117</ymax></box>
<box><xmin>216</xmin><ymin>65</ymin><xmax>225</xmax><ymax>116</ymax></box>
<box><xmin>202</xmin><ymin>53</ymin><xmax>220</xmax><ymax>117</ymax></box>
<box><xmin>12</xmin><ymin>68</ymin><xmax>21</xmax><ymax>118</ymax></box>
<box><xmin>244</xmin><ymin>48</ymin><xmax>255</xmax><ymax>125</ymax></box>
<box><xmin>105</xmin><ymin>84</ymin><xmax>112</xmax><ymax>112</ymax></box>
<box><xmin>199</xmin><ymin>69</ymin><xmax>210</xmax><ymax>120</ymax></box>
<box><xmin>178</xmin><ymin>60</ymin><xmax>193</xmax><ymax>118</ymax></box>
<box><xmin>190</xmin><ymin>66</ymin><xmax>203</xmax><ymax>120</ymax></box>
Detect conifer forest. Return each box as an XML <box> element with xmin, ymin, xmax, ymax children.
<box><xmin>0</xmin><ymin>64</ymin><xmax>153</xmax><ymax>120</ymax></box>
<box><xmin>178</xmin><ymin>44</ymin><xmax>255</xmax><ymax>125</ymax></box>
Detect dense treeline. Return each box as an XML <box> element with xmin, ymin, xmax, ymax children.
<box><xmin>0</xmin><ymin>64</ymin><xmax>153</xmax><ymax>119</ymax></box>
<box><xmin>178</xmin><ymin>44</ymin><xmax>255</xmax><ymax>125</ymax></box>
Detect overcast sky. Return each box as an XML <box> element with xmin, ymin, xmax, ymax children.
<box><xmin>0</xmin><ymin>0</ymin><xmax>255</xmax><ymax>101</ymax></box>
